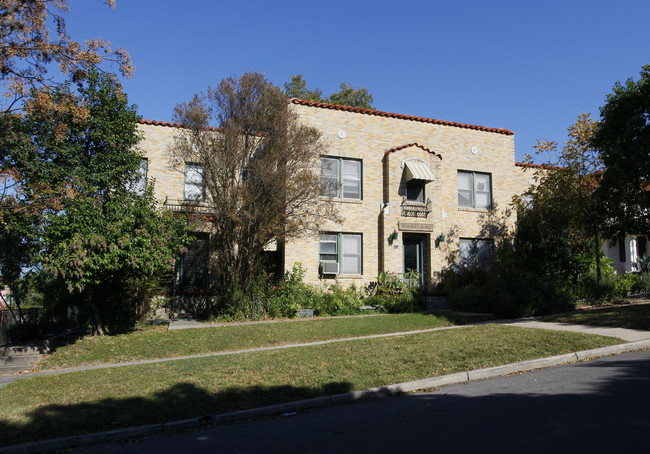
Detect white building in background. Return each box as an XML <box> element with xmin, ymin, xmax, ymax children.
<box><xmin>603</xmin><ymin>235</ymin><xmax>649</xmax><ymax>274</ymax></box>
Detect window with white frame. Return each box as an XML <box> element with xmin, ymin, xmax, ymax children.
<box><xmin>126</xmin><ymin>158</ymin><xmax>148</xmax><ymax>195</ymax></box>
<box><xmin>184</xmin><ymin>163</ymin><xmax>204</xmax><ymax>201</ymax></box>
<box><xmin>319</xmin><ymin>233</ymin><xmax>362</xmax><ymax>275</ymax></box>
<box><xmin>458</xmin><ymin>171</ymin><xmax>491</xmax><ymax>209</ymax></box>
<box><xmin>320</xmin><ymin>157</ymin><xmax>362</xmax><ymax>199</ymax></box>
<box><xmin>459</xmin><ymin>238</ymin><xmax>494</xmax><ymax>266</ymax></box>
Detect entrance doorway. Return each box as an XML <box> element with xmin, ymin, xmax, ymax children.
<box><xmin>403</xmin><ymin>233</ymin><xmax>427</xmax><ymax>289</ymax></box>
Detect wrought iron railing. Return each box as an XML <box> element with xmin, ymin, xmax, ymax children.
<box><xmin>164</xmin><ymin>197</ymin><xmax>213</xmax><ymax>215</ymax></box>
<box><xmin>401</xmin><ymin>198</ymin><xmax>432</xmax><ymax>218</ymax></box>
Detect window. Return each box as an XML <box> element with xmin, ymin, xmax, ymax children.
<box><xmin>184</xmin><ymin>163</ymin><xmax>204</xmax><ymax>201</ymax></box>
<box><xmin>126</xmin><ymin>158</ymin><xmax>148</xmax><ymax>195</ymax></box>
<box><xmin>319</xmin><ymin>233</ymin><xmax>362</xmax><ymax>275</ymax></box>
<box><xmin>618</xmin><ymin>236</ymin><xmax>626</xmax><ymax>263</ymax></box>
<box><xmin>458</xmin><ymin>171</ymin><xmax>491</xmax><ymax>209</ymax></box>
<box><xmin>320</xmin><ymin>157</ymin><xmax>361</xmax><ymax>199</ymax></box>
<box><xmin>406</xmin><ymin>180</ymin><xmax>425</xmax><ymax>202</ymax></box>
<box><xmin>459</xmin><ymin>238</ymin><xmax>494</xmax><ymax>266</ymax></box>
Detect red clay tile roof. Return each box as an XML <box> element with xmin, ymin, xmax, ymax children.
<box><xmin>515</xmin><ymin>162</ymin><xmax>560</xmax><ymax>170</ymax></box>
<box><xmin>384</xmin><ymin>143</ymin><xmax>443</xmax><ymax>159</ymax></box>
<box><xmin>289</xmin><ymin>98</ymin><xmax>514</xmax><ymax>136</ymax></box>
<box><xmin>139</xmin><ymin>119</ymin><xmax>223</xmax><ymax>132</ymax></box>
<box><xmin>139</xmin><ymin>119</ymin><xmax>185</xmax><ymax>128</ymax></box>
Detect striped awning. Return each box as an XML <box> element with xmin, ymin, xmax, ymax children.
<box><xmin>404</xmin><ymin>161</ymin><xmax>434</xmax><ymax>182</ymax></box>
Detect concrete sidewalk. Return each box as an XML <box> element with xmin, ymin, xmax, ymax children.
<box><xmin>494</xmin><ymin>319</ymin><xmax>650</xmax><ymax>342</ymax></box>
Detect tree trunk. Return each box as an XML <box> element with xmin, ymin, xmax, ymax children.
<box><xmin>86</xmin><ymin>289</ymin><xmax>105</xmax><ymax>336</ymax></box>
<box><xmin>594</xmin><ymin>230</ymin><xmax>601</xmax><ymax>286</ymax></box>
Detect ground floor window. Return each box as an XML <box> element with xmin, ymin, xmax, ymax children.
<box><xmin>319</xmin><ymin>233</ymin><xmax>362</xmax><ymax>275</ymax></box>
<box><xmin>459</xmin><ymin>238</ymin><xmax>494</xmax><ymax>267</ymax></box>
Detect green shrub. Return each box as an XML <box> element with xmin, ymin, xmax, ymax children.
<box><xmin>265</xmin><ymin>263</ymin><xmax>318</xmax><ymax>318</ymax></box>
<box><xmin>633</xmin><ymin>272</ymin><xmax>650</xmax><ymax>293</ymax></box>
<box><xmin>310</xmin><ymin>284</ymin><xmax>364</xmax><ymax>316</ymax></box>
<box><xmin>443</xmin><ymin>242</ymin><xmax>567</xmax><ymax>318</ymax></box>
<box><xmin>612</xmin><ymin>273</ymin><xmax>638</xmax><ymax>297</ymax></box>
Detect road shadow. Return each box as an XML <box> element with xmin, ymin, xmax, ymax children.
<box><xmin>75</xmin><ymin>351</ymin><xmax>648</xmax><ymax>454</ymax></box>
<box><xmin>0</xmin><ymin>380</ymin><xmax>353</xmax><ymax>448</ymax></box>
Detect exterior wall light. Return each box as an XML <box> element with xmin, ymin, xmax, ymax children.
<box><xmin>388</xmin><ymin>230</ymin><xmax>398</xmax><ymax>245</ymax></box>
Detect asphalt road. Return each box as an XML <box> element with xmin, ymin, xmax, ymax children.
<box><xmin>77</xmin><ymin>349</ymin><xmax>650</xmax><ymax>454</ymax></box>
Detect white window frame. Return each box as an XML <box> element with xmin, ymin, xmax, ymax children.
<box><xmin>458</xmin><ymin>170</ymin><xmax>492</xmax><ymax>209</ymax></box>
<box><xmin>319</xmin><ymin>233</ymin><xmax>362</xmax><ymax>275</ymax></box>
<box><xmin>320</xmin><ymin>157</ymin><xmax>362</xmax><ymax>200</ymax></box>
<box><xmin>459</xmin><ymin>238</ymin><xmax>494</xmax><ymax>266</ymax></box>
<box><xmin>127</xmin><ymin>158</ymin><xmax>148</xmax><ymax>195</ymax></box>
<box><xmin>184</xmin><ymin>163</ymin><xmax>205</xmax><ymax>201</ymax></box>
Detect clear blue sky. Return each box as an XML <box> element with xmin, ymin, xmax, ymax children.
<box><xmin>67</xmin><ymin>0</ymin><xmax>650</xmax><ymax>162</ymax></box>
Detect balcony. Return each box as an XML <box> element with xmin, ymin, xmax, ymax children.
<box><xmin>401</xmin><ymin>198</ymin><xmax>432</xmax><ymax>218</ymax></box>
<box><xmin>164</xmin><ymin>197</ymin><xmax>213</xmax><ymax>215</ymax></box>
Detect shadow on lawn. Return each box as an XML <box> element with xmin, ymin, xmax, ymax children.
<box><xmin>0</xmin><ymin>380</ymin><xmax>353</xmax><ymax>448</ymax></box>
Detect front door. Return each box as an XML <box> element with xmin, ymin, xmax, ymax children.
<box><xmin>403</xmin><ymin>233</ymin><xmax>426</xmax><ymax>289</ymax></box>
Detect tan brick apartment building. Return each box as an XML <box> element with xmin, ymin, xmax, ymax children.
<box><xmin>138</xmin><ymin>99</ymin><xmax>535</xmax><ymax>293</ymax></box>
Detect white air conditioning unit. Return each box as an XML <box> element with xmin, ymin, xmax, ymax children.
<box><xmin>320</xmin><ymin>262</ymin><xmax>339</xmax><ymax>275</ymax></box>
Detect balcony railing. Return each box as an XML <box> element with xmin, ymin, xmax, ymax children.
<box><xmin>401</xmin><ymin>198</ymin><xmax>432</xmax><ymax>218</ymax></box>
<box><xmin>164</xmin><ymin>197</ymin><xmax>213</xmax><ymax>215</ymax></box>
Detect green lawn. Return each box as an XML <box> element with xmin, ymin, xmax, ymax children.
<box><xmin>0</xmin><ymin>317</ymin><xmax>623</xmax><ymax>447</ymax></box>
<box><xmin>541</xmin><ymin>302</ymin><xmax>650</xmax><ymax>330</ymax></box>
<box><xmin>38</xmin><ymin>312</ymin><xmax>466</xmax><ymax>369</ymax></box>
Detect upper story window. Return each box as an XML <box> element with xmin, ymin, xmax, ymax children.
<box><xmin>401</xmin><ymin>159</ymin><xmax>433</xmax><ymax>218</ymax></box>
<box><xmin>406</xmin><ymin>180</ymin><xmax>425</xmax><ymax>202</ymax></box>
<box><xmin>458</xmin><ymin>171</ymin><xmax>491</xmax><ymax>209</ymax></box>
<box><xmin>127</xmin><ymin>158</ymin><xmax>148</xmax><ymax>195</ymax></box>
<box><xmin>184</xmin><ymin>163</ymin><xmax>205</xmax><ymax>201</ymax></box>
<box><xmin>320</xmin><ymin>157</ymin><xmax>362</xmax><ymax>200</ymax></box>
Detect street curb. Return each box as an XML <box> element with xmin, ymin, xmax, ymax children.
<box><xmin>2</xmin><ymin>339</ymin><xmax>649</xmax><ymax>454</ymax></box>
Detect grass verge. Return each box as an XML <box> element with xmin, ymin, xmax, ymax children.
<box><xmin>541</xmin><ymin>302</ymin><xmax>650</xmax><ymax>330</ymax></box>
<box><xmin>0</xmin><ymin>324</ymin><xmax>622</xmax><ymax>447</ymax></box>
<box><xmin>38</xmin><ymin>312</ymin><xmax>466</xmax><ymax>369</ymax></box>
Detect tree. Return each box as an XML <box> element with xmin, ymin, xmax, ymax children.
<box><xmin>11</xmin><ymin>70</ymin><xmax>189</xmax><ymax>335</ymax></box>
<box><xmin>0</xmin><ymin>0</ymin><xmax>133</xmax><ymax>115</ymax></box>
<box><xmin>592</xmin><ymin>64</ymin><xmax>650</xmax><ymax>237</ymax></box>
<box><xmin>0</xmin><ymin>1</ymin><xmax>134</xmax><ymax>300</ymax></box>
<box><xmin>283</xmin><ymin>74</ymin><xmax>324</xmax><ymax>102</ymax></box>
<box><xmin>521</xmin><ymin>113</ymin><xmax>605</xmax><ymax>283</ymax></box>
<box><xmin>172</xmin><ymin>72</ymin><xmax>337</xmax><ymax>314</ymax></box>
<box><xmin>328</xmin><ymin>82</ymin><xmax>375</xmax><ymax>110</ymax></box>
<box><xmin>283</xmin><ymin>74</ymin><xmax>375</xmax><ymax>110</ymax></box>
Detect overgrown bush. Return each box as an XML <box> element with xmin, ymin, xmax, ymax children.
<box><xmin>311</xmin><ymin>283</ymin><xmax>365</xmax><ymax>316</ymax></box>
<box><xmin>635</xmin><ymin>272</ymin><xmax>650</xmax><ymax>292</ymax></box>
<box><xmin>443</xmin><ymin>242</ymin><xmax>569</xmax><ymax>318</ymax></box>
<box><xmin>264</xmin><ymin>263</ymin><xmax>323</xmax><ymax>318</ymax></box>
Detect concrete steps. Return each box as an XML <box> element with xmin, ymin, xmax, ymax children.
<box><xmin>0</xmin><ymin>342</ymin><xmax>49</xmax><ymax>376</ymax></box>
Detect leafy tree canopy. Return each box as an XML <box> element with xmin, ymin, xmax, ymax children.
<box><xmin>593</xmin><ymin>64</ymin><xmax>650</xmax><ymax>237</ymax></box>
<box><xmin>520</xmin><ymin>113</ymin><xmax>605</xmax><ymax>283</ymax></box>
<box><xmin>9</xmin><ymin>70</ymin><xmax>190</xmax><ymax>335</ymax></box>
<box><xmin>0</xmin><ymin>0</ymin><xmax>133</xmax><ymax>115</ymax></box>
<box><xmin>283</xmin><ymin>74</ymin><xmax>375</xmax><ymax>110</ymax></box>
<box><xmin>173</xmin><ymin>72</ymin><xmax>338</xmax><ymax>314</ymax></box>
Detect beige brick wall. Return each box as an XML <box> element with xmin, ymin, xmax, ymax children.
<box><xmin>138</xmin><ymin>123</ymin><xmax>185</xmax><ymax>203</ymax></box>
<box><xmin>285</xmin><ymin>104</ymin><xmax>533</xmax><ymax>289</ymax></box>
<box><xmin>138</xmin><ymin>111</ymin><xmax>538</xmax><ymax>292</ymax></box>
